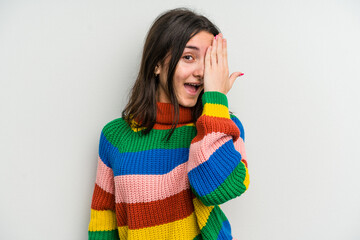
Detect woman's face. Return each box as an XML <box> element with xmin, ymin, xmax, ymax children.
<box><xmin>155</xmin><ymin>31</ymin><xmax>214</xmax><ymax>107</ymax></box>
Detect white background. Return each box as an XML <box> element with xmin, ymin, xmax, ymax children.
<box><xmin>1</xmin><ymin>0</ymin><xmax>359</xmax><ymax>239</ymax></box>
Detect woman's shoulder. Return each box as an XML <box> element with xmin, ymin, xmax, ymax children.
<box><xmin>100</xmin><ymin>117</ymin><xmax>130</xmax><ymax>137</ymax></box>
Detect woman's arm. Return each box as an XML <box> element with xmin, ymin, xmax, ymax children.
<box><xmin>187</xmin><ymin>91</ymin><xmax>249</xmax><ymax>206</ymax></box>
<box><xmin>88</xmin><ymin>130</ymin><xmax>119</xmax><ymax>240</ymax></box>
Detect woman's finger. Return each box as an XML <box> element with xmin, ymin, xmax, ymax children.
<box><xmin>211</xmin><ymin>35</ymin><xmax>217</xmax><ymax>65</ymax></box>
<box><xmin>217</xmin><ymin>34</ymin><xmax>223</xmax><ymax>66</ymax></box>
<box><xmin>229</xmin><ymin>72</ymin><xmax>241</xmax><ymax>89</ymax></box>
<box><xmin>205</xmin><ymin>45</ymin><xmax>211</xmax><ymax>70</ymax></box>
<box><xmin>223</xmin><ymin>38</ymin><xmax>228</xmax><ymax>70</ymax></box>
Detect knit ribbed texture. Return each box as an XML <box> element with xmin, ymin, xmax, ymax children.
<box><xmin>88</xmin><ymin>91</ymin><xmax>249</xmax><ymax>240</ymax></box>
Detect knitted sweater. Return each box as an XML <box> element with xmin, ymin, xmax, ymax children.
<box><xmin>88</xmin><ymin>91</ymin><xmax>249</xmax><ymax>240</ymax></box>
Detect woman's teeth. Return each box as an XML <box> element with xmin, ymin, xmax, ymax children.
<box><xmin>184</xmin><ymin>83</ymin><xmax>202</xmax><ymax>94</ymax></box>
<box><xmin>185</xmin><ymin>83</ymin><xmax>201</xmax><ymax>89</ymax></box>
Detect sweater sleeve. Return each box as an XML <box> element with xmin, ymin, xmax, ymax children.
<box><xmin>88</xmin><ymin>130</ymin><xmax>119</xmax><ymax>240</ymax></box>
<box><xmin>187</xmin><ymin>91</ymin><xmax>250</xmax><ymax>206</ymax></box>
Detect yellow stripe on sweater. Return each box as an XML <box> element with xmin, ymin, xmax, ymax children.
<box><xmin>130</xmin><ymin>119</ymin><xmax>146</xmax><ymax>132</ymax></box>
<box><xmin>88</xmin><ymin>209</ymin><xmax>117</xmax><ymax>232</ymax></box>
<box><xmin>202</xmin><ymin>103</ymin><xmax>230</xmax><ymax>119</ymax></box>
<box><xmin>243</xmin><ymin>164</ymin><xmax>250</xmax><ymax>190</ymax></box>
<box><xmin>118</xmin><ymin>225</ymin><xmax>128</xmax><ymax>239</ymax></box>
<box><xmin>119</xmin><ymin>212</ymin><xmax>200</xmax><ymax>239</ymax></box>
<box><xmin>192</xmin><ymin>197</ymin><xmax>214</xmax><ymax>230</ymax></box>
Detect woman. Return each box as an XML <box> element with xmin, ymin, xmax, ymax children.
<box><xmin>88</xmin><ymin>7</ymin><xmax>249</xmax><ymax>240</ymax></box>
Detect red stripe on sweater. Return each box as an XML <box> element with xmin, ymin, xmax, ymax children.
<box><xmin>115</xmin><ymin>188</ymin><xmax>196</xmax><ymax>229</ymax></box>
<box><xmin>91</xmin><ymin>183</ymin><xmax>116</xmax><ymax>211</ymax></box>
<box><xmin>191</xmin><ymin>116</ymin><xmax>240</xmax><ymax>143</ymax></box>
<box><xmin>241</xmin><ymin>159</ymin><xmax>248</xmax><ymax>168</ymax></box>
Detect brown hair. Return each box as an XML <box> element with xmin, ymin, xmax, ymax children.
<box><xmin>121</xmin><ymin>7</ymin><xmax>232</xmax><ymax>141</ymax></box>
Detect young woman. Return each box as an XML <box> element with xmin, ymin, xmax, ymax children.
<box><xmin>88</xmin><ymin>7</ymin><xmax>249</xmax><ymax>240</ymax></box>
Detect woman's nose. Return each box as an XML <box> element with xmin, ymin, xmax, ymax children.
<box><xmin>193</xmin><ymin>62</ymin><xmax>204</xmax><ymax>79</ymax></box>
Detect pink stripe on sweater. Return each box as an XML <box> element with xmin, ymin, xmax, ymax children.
<box><xmin>187</xmin><ymin>132</ymin><xmax>233</xmax><ymax>172</ymax></box>
<box><xmin>114</xmin><ymin>162</ymin><xmax>190</xmax><ymax>204</ymax></box>
<box><xmin>95</xmin><ymin>156</ymin><xmax>115</xmax><ymax>194</ymax></box>
<box><xmin>234</xmin><ymin>135</ymin><xmax>247</xmax><ymax>161</ymax></box>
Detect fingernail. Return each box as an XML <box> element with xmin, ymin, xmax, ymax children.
<box><xmin>239</xmin><ymin>72</ymin><xmax>244</xmax><ymax>76</ymax></box>
<box><xmin>214</xmin><ymin>35</ymin><xmax>217</xmax><ymax>39</ymax></box>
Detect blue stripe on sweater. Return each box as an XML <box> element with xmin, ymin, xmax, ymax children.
<box><xmin>113</xmin><ymin>148</ymin><xmax>189</xmax><ymax>176</ymax></box>
<box><xmin>231</xmin><ymin>115</ymin><xmax>245</xmax><ymax>142</ymax></box>
<box><xmin>216</xmin><ymin>219</ymin><xmax>232</xmax><ymax>240</ymax></box>
<box><xmin>98</xmin><ymin>131</ymin><xmax>190</xmax><ymax>175</ymax></box>
<box><xmin>98</xmin><ymin>131</ymin><xmax>114</xmax><ymax>169</ymax></box>
<box><xmin>188</xmin><ymin>139</ymin><xmax>242</xmax><ymax>197</ymax></box>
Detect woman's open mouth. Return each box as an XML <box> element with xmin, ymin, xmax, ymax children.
<box><xmin>184</xmin><ymin>83</ymin><xmax>202</xmax><ymax>96</ymax></box>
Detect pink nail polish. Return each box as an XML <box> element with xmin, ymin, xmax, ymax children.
<box><xmin>214</xmin><ymin>35</ymin><xmax>217</xmax><ymax>40</ymax></box>
<box><xmin>239</xmin><ymin>72</ymin><xmax>244</xmax><ymax>76</ymax></box>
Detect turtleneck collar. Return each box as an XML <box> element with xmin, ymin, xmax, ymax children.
<box><xmin>156</xmin><ymin>102</ymin><xmax>194</xmax><ymax>125</ymax></box>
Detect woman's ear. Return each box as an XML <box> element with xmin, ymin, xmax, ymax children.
<box><xmin>154</xmin><ymin>64</ymin><xmax>161</xmax><ymax>75</ymax></box>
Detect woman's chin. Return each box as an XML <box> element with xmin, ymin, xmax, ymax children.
<box><xmin>178</xmin><ymin>98</ymin><xmax>197</xmax><ymax>108</ymax></box>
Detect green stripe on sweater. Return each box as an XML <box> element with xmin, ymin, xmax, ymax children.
<box><xmin>101</xmin><ymin>118</ymin><xmax>197</xmax><ymax>152</ymax></box>
<box><xmin>192</xmin><ymin>233</ymin><xmax>203</xmax><ymax>240</ymax></box>
<box><xmin>201</xmin><ymin>91</ymin><xmax>228</xmax><ymax>107</ymax></box>
<box><xmin>191</xmin><ymin>161</ymin><xmax>247</xmax><ymax>206</ymax></box>
<box><xmin>199</xmin><ymin>205</ymin><xmax>229</xmax><ymax>240</ymax></box>
<box><xmin>88</xmin><ymin>229</ymin><xmax>119</xmax><ymax>240</ymax></box>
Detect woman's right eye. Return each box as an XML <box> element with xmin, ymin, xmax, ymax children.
<box><xmin>183</xmin><ymin>55</ymin><xmax>194</xmax><ymax>61</ymax></box>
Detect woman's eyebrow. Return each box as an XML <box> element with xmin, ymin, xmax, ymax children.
<box><xmin>185</xmin><ymin>45</ymin><xmax>200</xmax><ymax>51</ymax></box>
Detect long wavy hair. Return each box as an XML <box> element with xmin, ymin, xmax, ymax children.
<box><xmin>121</xmin><ymin>7</ymin><xmax>233</xmax><ymax>141</ymax></box>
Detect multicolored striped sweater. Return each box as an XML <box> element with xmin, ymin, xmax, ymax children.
<box><xmin>88</xmin><ymin>91</ymin><xmax>249</xmax><ymax>240</ymax></box>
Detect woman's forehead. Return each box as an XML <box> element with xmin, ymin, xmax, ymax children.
<box><xmin>186</xmin><ymin>31</ymin><xmax>214</xmax><ymax>50</ymax></box>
